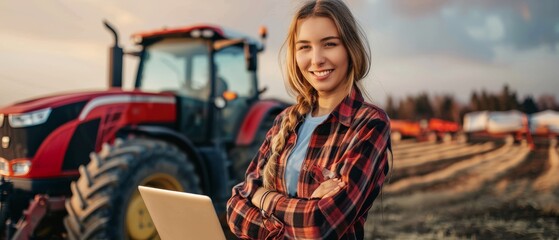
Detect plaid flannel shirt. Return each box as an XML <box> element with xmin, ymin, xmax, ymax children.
<box><xmin>227</xmin><ymin>86</ymin><xmax>391</xmax><ymax>239</ymax></box>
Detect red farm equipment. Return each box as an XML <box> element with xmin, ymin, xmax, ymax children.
<box><xmin>390</xmin><ymin>118</ymin><xmax>460</xmax><ymax>142</ymax></box>
<box><xmin>0</xmin><ymin>21</ymin><xmax>286</xmax><ymax>239</ymax></box>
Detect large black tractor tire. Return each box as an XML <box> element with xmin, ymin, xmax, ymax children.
<box><xmin>230</xmin><ymin>114</ymin><xmax>275</xmax><ymax>181</ymax></box>
<box><xmin>64</xmin><ymin>138</ymin><xmax>201</xmax><ymax>240</ymax></box>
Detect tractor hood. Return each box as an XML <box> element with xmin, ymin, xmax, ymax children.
<box><xmin>0</xmin><ymin>88</ymin><xmax>178</xmax><ymax>179</ymax></box>
<box><xmin>0</xmin><ymin>89</ymin><xmax>175</xmax><ymax>114</ymax></box>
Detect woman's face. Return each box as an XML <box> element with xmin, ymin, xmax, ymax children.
<box><xmin>295</xmin><ymin>17</ymin><xmax>349</xmax><ymax>98</ymax></box>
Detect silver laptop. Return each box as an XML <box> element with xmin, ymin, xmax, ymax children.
<box><xmin>138</xmin><ymin>186</ymin><xmax>226</xmax><ymax>240</ymax></box>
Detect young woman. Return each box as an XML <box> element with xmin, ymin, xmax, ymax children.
<box><xmin>227</xmin><ymin>0</ymin><xmax>391</xmax><ymax>239</ymax></box>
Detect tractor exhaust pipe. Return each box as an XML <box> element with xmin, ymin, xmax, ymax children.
<box><xmin>103</xmin><ymin>20</ymin><xmax>123</xmax><ymax>88</ymax></box>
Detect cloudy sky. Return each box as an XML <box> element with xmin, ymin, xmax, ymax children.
<box><xmin>0</xmin><ymin>0</ymin><xmax>558</xmax><ymax>107</ymax></box>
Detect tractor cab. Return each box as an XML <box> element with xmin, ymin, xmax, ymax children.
<box><xmin>130</xmin><ymin>25</ymin><xmax>265</xmax><ymax>145</ymax></box>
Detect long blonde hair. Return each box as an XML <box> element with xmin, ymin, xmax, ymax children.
<box><xmin>263</xmin><ymin>0</ymin><xmax>371</xmax><ymax>189</ymax></box>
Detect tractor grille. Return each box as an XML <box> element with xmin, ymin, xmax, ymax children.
<box><xmin>0</xmin><ymin>121</ymin><xmax>30</xmax><ymax>160</ymax></box>
<box><xmin>0</xmin><ymin>101</ymin><xmax>86</xmax><ymax>160</ymax></box>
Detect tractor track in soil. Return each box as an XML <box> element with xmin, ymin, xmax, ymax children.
<box><xmin>391</xmin><ymin>142</ymin><xmax>502</xmax><ymax>183</ymax></box>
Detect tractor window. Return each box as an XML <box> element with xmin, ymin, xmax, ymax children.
<box><xmin>214</xmin><ymin>46</ymin><xmax>255</xmax><ymax>98</ymax></box>
<box><xmin>139</xmin><ymin>39</ymin><xmax>210</xmax><ymax>101</ymax></box>
<box><xmin>214</xmin><ymin>45</ymin><xmax>255</xmax><ymax>141</ymax></box>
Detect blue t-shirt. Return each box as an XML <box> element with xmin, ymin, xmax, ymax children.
<box><xmin>285</xmin><ymin>112</ymin><xmax>329</xmax><ymax>197</ymax></box>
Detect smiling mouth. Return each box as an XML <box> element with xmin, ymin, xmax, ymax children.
<box><xmin>311</xmin><ymin>69</ymin><xmax>333</xmax><ymax>77</ymax></box>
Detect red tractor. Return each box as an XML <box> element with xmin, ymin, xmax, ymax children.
<box><xmin>0</xmin><ymin>21</ymin><xmax>286</xmax><ymax>239</ymax></box>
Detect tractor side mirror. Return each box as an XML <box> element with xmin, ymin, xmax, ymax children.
<box><xmin>245</xmin><ymin>43</ymin><xmax>258</xmax><ymax>71</ymax></box>
<box><xmin>244</xmin><ymin>26</ymin><xmax>267</xmax><ymax>71</ymax></box>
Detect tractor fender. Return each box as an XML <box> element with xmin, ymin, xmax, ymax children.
<box><xmin>119</xmin><ymin>125</ymin><xmax>210</xmax><ymax>193</ymax></box>
<box><xmin>236</xmin><ymin>100</ymin><xmax>286</xmax><ymax>146</ymax></box>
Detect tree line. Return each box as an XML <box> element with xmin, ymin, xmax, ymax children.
<box><xmin>384</xmin><ymin>85</ymin><xmax>558</xmax><ymax>123</ymax></box>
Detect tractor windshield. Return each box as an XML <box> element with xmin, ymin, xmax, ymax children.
<box><xmin>138</xmin><ymin>38</ymin><xmax>210</xmax><ymax>100</ymax></box>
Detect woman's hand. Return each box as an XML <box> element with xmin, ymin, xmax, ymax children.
<box><xmin>311</xmin><ymin>178</ymin><xmax>345</xmax><ymax>199</ymax></box>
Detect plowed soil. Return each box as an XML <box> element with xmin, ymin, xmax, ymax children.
<box><xmin>365</xmin><ymin>138</ymin><xmax>559</xmax><ymax>240</ymax></box>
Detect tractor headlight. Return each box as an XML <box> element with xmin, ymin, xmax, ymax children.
<box><xmin>8</xmin><ymin>108</ymin><xmax>51</xmax><ymax>128</ymax></box>
<box><xmin>190</xmin><ymin>30</ymin><xmax>201</xmax><ymax>38</ymax></box>
<box><xmin>12</xmin><ymin>160</ymin><xmax>31</xmax><ymax>176</ymax></box>
<box><xmin>202</xmin><ymin>29</ymin><xmax>214</xmax><ymax>38</ymax></box>
<box><xmin>0</xmin><ymin>114</ymin><xmax>4</xmax><ymax>127</ymax></box>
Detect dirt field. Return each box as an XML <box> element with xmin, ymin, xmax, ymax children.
<box><xmin>365</xmin><ymin>138</ymin><xmax>559</xmax><ymax>240</ymax></box>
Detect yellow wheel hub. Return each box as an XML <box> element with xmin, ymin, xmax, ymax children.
<box><xmin>126</xmin><ymin>173</ymin><xmax>184</xmax><ymax>239</ymax></box>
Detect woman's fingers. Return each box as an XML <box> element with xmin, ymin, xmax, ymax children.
<box><xmin>322</xmin><ymin>178</ymin><xmax>339</xmax><ymax>188</ymax></box>
<box><xmin>322</xmin><ymin>184</ymin><xmax>344</xmax><ymax>198</ymax></box>
<box><xmin>311</xmin><ymin>178</ymin><xmax>346</xmax><ymax>199</ymax></box>
<box><xmin>323</xmin><ymin>181</ymin><xmax>345</xmax><ymax>198</ymax></box>
<box><xmin>311</xmin><ymin>179</ymin><xmax>337</xmax><ymax>198</ymax></box>
<box><xmin>322</xmin><ymin>179</ymin><xmax>342</xmax><ymax>191</ymax></box>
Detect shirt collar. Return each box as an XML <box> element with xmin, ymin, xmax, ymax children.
<box><xmin>330</xmin><ymin>85</ymin><xmax>364</xmax><ymax>127</ymax></box>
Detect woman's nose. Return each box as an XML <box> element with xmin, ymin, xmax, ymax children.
<box><xmin>311</xmin><ymin>48</ymin><xmax>326</xmax><ymax>66</ymax></box>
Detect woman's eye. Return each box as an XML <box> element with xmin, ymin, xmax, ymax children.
<box><xmin>325</xmin><ymin>42</ymin><xmax>337</xmax><ymax>47</ymax></box>
<box><xmin>298</xmin><ymin>45</ymin><xmax>310</xmax><ymax>50</ymax></box>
